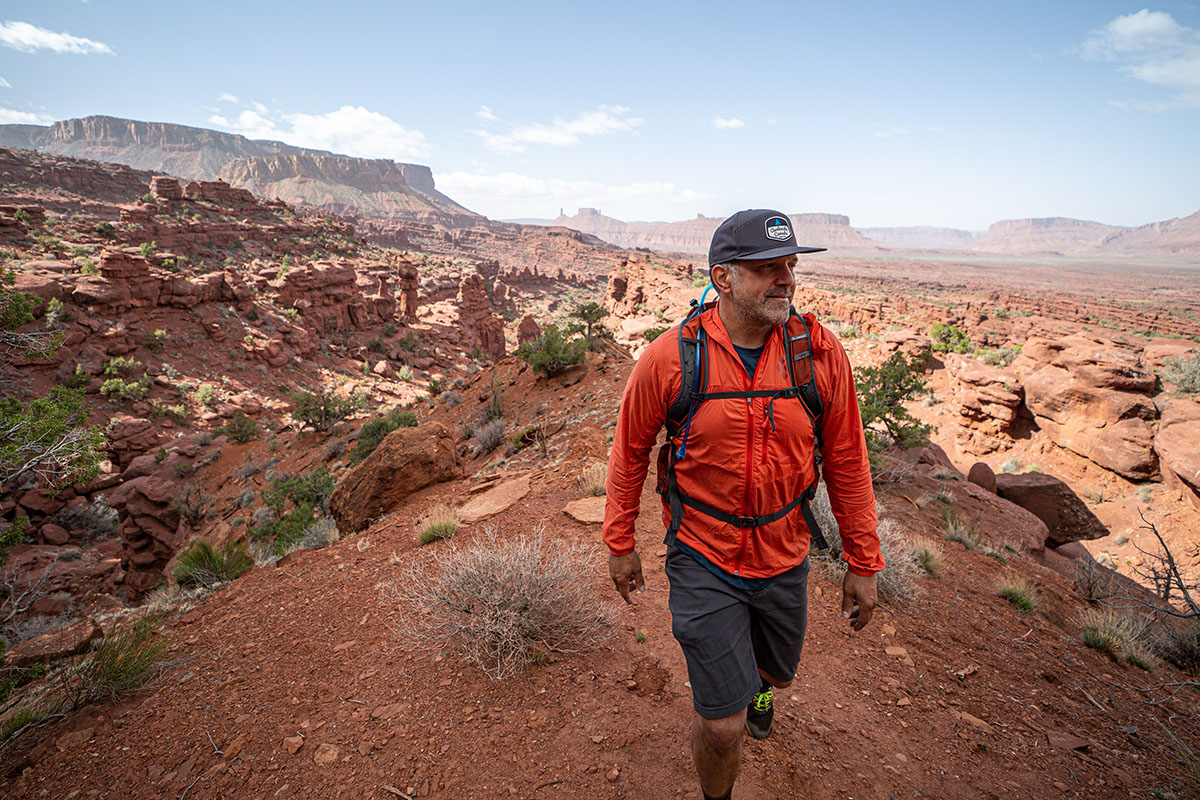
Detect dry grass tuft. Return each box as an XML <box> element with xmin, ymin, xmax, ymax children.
<box><xmin>910</xmin><ymin>536</ymin><xmax>944</xmax><ymax>577</ymax></box>
<box><xmin>577</xmin><ymin>461</ymin><xmax>608</xmax><ymax>496</ymax></box>
<box><xmin>383</xmin><ymin>527</ymin><xmax>617</xmax><ymax>679</ymax></box>
<box><xmin>997</xmin><ymin>576</ymin><xmax>1038</xmax><ymax>612</ymax></box>
<box><xmin>811</xmin><ymin>484</ymin><xmax>921</xmax><ymax>603</ymax></box>
<box><xmin>418</xmin><ymin>504</ymin><xmax>460</xmax><ymax>545</ymax></box>
<box><xmin>1078</xmin><ymin>607</ymin><xmax>1158</xmax><ymax>671</ymax></box>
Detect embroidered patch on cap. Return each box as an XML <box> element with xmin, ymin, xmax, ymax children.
<box><xmin>764</xmin><ymin>216</ymin><xmax>792</xmax><ymax>241</ymax></box>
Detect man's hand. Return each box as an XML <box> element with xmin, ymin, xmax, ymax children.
<box><xmin>841</xmin><ymin>571</ymin><xmax>877</xmax><ymax>631</ymax></box>
<box><xmin>609</xmin><ymin>551</ymin><xmax>646</xmax><ymax>604</ymax></box>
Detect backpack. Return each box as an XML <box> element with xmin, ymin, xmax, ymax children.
<box><xmin>656</xmin><ymin>297</ymin><xmax>831</xmax><ymax>551</ymax></box>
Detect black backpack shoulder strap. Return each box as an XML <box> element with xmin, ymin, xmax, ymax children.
<box><xmin>666</xmin><ymin>303</ymin><xmax>711</xmax><ymax>435</ymax></box>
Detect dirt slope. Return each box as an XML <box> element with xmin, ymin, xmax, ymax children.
<box><xmin>4</xmin><ymin>357</ymin><xmax>1198</xmax><ymax>800</ymax></box>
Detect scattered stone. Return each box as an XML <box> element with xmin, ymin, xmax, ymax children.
<box><xmin>606</xmin><ymin>768</ymin><xmax>620</xmax><ymax>782</ymax></box>
<box><xmin>954</xmin><ymin>711</ymin><xmax>995</xmax><ymax>734</ymax></box>
<box><xmin>1046</xmin><ymin>731</ymin><xmax>1091</xmax><ymax>751</ymax></box>
<box><xmin>312</xmin><ymin>743</ymin><xmax>340</xmax><ymax>765</ymax></box>
<box><xmin>55</xmin><ymin>727</ymin><xmax>93</xmax><ymax>752</ymax></box>
<box><xmin>884</xmin><ymin>646</ymin><xmax>915</xmax><ymax>666</ymax></box>
<box><xmin>283</xmin><ymin>736</ymin><xmax>304</xmax><ymax>754</ymax></box>
<box><xmin>4</xmin><ymin>619</ymin><xmax>102</xmax><ymax>667</ymax></box>
<box><xmin>458</xmin><ymin>475</ymin><xmax>531</xmax><ymax>523</ymax></box>
<box><xmin>224</xmin><ymin>733</ymin><xmax>249</xmax><ymax>760</ymax></box>
<box><xmin>563</xmin><ymin>496</ymin><xmax>606</xmax><ymax>524</ymax></box>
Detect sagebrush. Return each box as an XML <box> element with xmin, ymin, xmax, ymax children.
<box><xmin>385</xmin><ymin>528</ymin><xmax>616</xmax><ymax>679</ymax></box>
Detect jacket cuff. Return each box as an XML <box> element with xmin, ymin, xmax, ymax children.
<box><xmin>608</xmin><ymin>544</ymin><xmax>635</xmax><ymax>557</ymax></box>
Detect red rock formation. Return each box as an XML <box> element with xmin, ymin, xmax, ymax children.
<box><xmin>396</xmin><ymin>258</ymin><xmax>419</xmax><ymax>318</ymax></box>
<box><xmin>106</xmin><ymin>474</ymin><xmax>185</xmax><ymax>597</ymax></box>
<box><xmin>149</xmin><ymin>175</ymin><xmax>183</xmax><ymax>201</ymax></box>
<box><xmin>183</xmin><ymin>178</ymin><xmax>257</xmax><ymax>207</ymax></box>
<box><xmin>517</xmin><ymin>314</ymin><xmax>541</xmax><ymax>345</ymax></box>
<box><xmin>456</xmin><ymin>272</ymin><xmax>506</xmax><ymax>360</ymax></box>
<box><xmin>995</xmin><ymin>472</ymin><xmax>1108</xmax><ymax>548</ymax></box>
<box><xmin>329</xmin><ymin>423</ymin><xmax>461</xmax><ymax>534</ymax></box>
<box><xmin>1155</xmin><ymin>399</ymin><xmax>1200</xmax><ymax>507</ymax></box>
<box><xmin>1013</xmin><ymin>334</ymin><xmax>1159</xmax><ymax>480</ymax></box>
<box><xmin>945</xmin><ymin>353</ymin><xmax>1024</xmax><ymax>454</ymax></box>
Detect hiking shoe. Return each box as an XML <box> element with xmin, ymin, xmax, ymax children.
<box><xmin>746</xmin><ymin>686</ymin><xmax>774</xmax><ymax>739</ymax></box>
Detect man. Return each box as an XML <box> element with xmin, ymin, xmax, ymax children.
<box><xmin>603</xmin><ymin>209</ymin><xmax>883</xmax><ymax>800</ymax></box>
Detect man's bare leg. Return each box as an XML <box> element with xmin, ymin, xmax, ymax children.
<box><xmin>691</xmin><ymin>710</ymin><xmax>747</xmax><ymax>799</ymax></box>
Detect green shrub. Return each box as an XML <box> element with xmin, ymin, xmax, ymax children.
<box><xmin>517</xmin><ymin>324</ymin><xmax>587</xmax><ymax>378</ymax></box>
<box><xmin>855</xmin><ymin>351</ymin><xmax>932</xmax><ymax>452</ymax></box>
<box><xmin>59</xmin><ymin>614</ymin><xmax>167</xmax><ymax>710</ymax></box>
<box><xmin>1</xmin><ymin>708</ymin><xmax>45</xmax><ymax>741</ymax></box>
<box><xmin>283</xmin><ymin>307</ymin><xmax>300</xmax><ymax>322</ymax></box>
<box><xmin>154</xmin><ymin>446</ymin><xmax>169</xmax><ymax>463</ymax></box>
<box><xmin>998</xmin><ymin>579</ymin><xmax>1037</xmax><ymax>612</ymax></box>
<box><xmin>12</xmin><ymin>208</ymin><xmax>30</xmax><ymax>223</ymax></box>
<box><xmin>139</xmin><ymin>241</ymin><xmax>157</xmax><ymax>258</ymax></box>
<box><xmin>270</xmin><ymin>502</ymin><xmax>316</xmax><ymax>555</ymax></box>
<box><xmin>1001</xmin><ymin>457</ymin><xmax>1021</xmax><ymax>474</ymax></box>
<box><xmin>349</xmin><ymin>409</ymin><xmax>417</xmax><ymax>464</ymax></box>
<box><xmin>930</xmin><ymin>322</ymin><xmax>971</xmax><ymax>354</ymax></box>
<box><xmin>381</xmin><ymin>322</ymin><xmax>398</xmax><ymax>337</ymax></box>
<box><xmin>94</xmin><ymin>221</ymin><xmax>116</xmax><ymax>239</ymax></box>
<box><xmin>569</xmin><ymin>302</ymin><xmax>613</xmax><ymax>350</ymax></box>
<box><xmin>642</xmin><ymin>325</ymin><xmax>669</xmax><ymax>343</ymax></box>
<box><xmin>419</xmin><ymin>505</ymin><xmax>460</xmax><ymax>545</ymax></box>
<box><xmin>193</xmin><ymin>384</ymin><xmax>217</xmax><ymax>408</ymax></box>
<box><xmin>398</xmin><ymin>332</ymin><xmax>418</xmax><ymax>351</ymax></box>
<box><xmin>975</xmin><ymin>346</ymin><xmax>1021</xmax><ymax>368</ymax></box>
<box><xmin>173</xmin><ymin>540</ymin><xmax>254</xmax><ymax>587</ymax></box>
<box><xmin>100</xmin><ymin>374</ymin><xmax>151</xmax><ymax>401</ymax></box>
<box><xmin>1162</xmin><ymin>354</ymin><xmax>1200</xmax><ymax>394</ymax></box>
<box><xmin>262</xmin><ymin>466</ymin><xmax>336</xmax><ymax>517</ymax></box>
<box><xmin>103</xmin><ymin>356</ymin><xmax>142</xmax><ymax>377</ymax></box>
<box><xmin>217</xmin><ymin>411</ymin><xmax>259</xmax><ymax>444</ymax></box>
<box><xmin>290</xmin><ymin>388</ymin><xmax>361</xmax><ymax>431</ymax></box>
<box><xmin>1079</xmin><ymin>607</ymin><xmax>1158</xmax><ymax>670</ymax></box>
<box><xmin>79</xmin><ymin>258</ymin><xmax>100</xmax><ymax>276</ymax></box>
<box><xmin>143</xmin><ymin>328</ymin><xmax>167</xmax><ymax>353</ymax></box>
<box><xmin>0</xmin><ymin>387</ymin><xmax>103</xmax><ymax>496</ymax></box>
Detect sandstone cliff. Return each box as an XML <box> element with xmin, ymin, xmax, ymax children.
<box><xmin>971</xmin><ymin>217</ymin><xmax>1127</xmax><ymax>254</ymax></box>
<box><xmin>218</xmin><ymin>154</ymin><xmax>475</xmax><ymax>221</ymax></box>
<box><xmin>0</xmin><ymin>115</ymin><xmax>477</xmax><ymax>224</ymax></box>
<box><xmin>857</xmin><ymin>225</ymin><xmax>983</xmax><ymax>250</ymax></box>
<box><xmin>551</xmin><ymin>209</ymin><xmax>882</xmax><ymax>255</ymax></box>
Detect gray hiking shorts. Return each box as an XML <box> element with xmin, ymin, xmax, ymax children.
<box><xmin>666</xmin><ymin>545</ymin><xmax>810</xmax><ymax>719</ymax></box>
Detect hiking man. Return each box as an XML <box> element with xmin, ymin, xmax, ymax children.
<box><xmin>602</xmin><ymin>209</ymin><xmax>883</xmax><ymax>800</ymax></box>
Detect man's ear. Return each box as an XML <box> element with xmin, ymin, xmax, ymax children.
<box><xmin>710</xmin><ymin>263</ymin><xmax>733</xmax><ymax>293</ymax></box>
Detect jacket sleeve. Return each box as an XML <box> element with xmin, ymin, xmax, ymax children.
<box><xmin>602</xmin><ymin>340</ymin><xmax>672</xmax><ymax>556</ymax></box>
<box><xmin>818</xmin><ymin>333</ymin><xmax>885</xmax><ymax>576</ymax></box>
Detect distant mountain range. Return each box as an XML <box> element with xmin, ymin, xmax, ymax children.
<box><xmin>2</xmin><ymin>115</ymin><xmax>1196</xmax><ymax>257</ymax></box>
<box><xmin>0</xmin><ymin>115</ymin><xmax>476</xmax><ymax>223</ymax></box>
<box><xmin>534</xmin><ymin>206</ymin><xmax>1200</xmax><ymax>258</ymax></box>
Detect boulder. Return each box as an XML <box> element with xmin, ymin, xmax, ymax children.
<box><xmin>106</xmin><ymin>416</ymin><xmax>164</xmax><ymax>470</ymax></box>
<box><xmin>330</xmin><ymin>423</ymin><xmax>460</xmax><ymax>534</ymax></box>
<box><xmin>3</xmin><ymin>619</ymin><xmax>102</xmax><ymax>667</ymax></box>
<box><xmin>995</xmin><ymin>472</ymin><xmax>1107</xmax><ymax>547</ymax></box>
<box><xmin>517</xmin><ymin>314</ymin><xmax>541</xmax><ymax>346</ymax></box>
<box><xmin>966</xmin><ymin>462</ymin><xmax>997</xmax><ymax>494</ymax></box>
<box><xmin>1155</xmin><ymin>399</ymin><xmax>1200</xmax><ymax>506</ymax></box>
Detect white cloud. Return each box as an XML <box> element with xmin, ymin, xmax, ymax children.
<box><xmin>208</xmin><ymin>103</ymin><xmax>430</xmax><ymax>159</ymax></box>
<box><xmin>874</xmin><ymin>125</ymin><xmax>912</xmax><ymax>138</ymax></box>
<box><xmin>436</xmin><ymin>169</ymin><xmax>708</xmax><ymax>217</ymax></box>
<box><xmin>0</xmin><ymin>77</ymin><xmax>9</xmax><ymax>88</ymax></box>
<box><xmin>1078</xmin><ymin>9</ymin><xmax>1200</xmax><ymax>108</ymax></box>
<box><xmin>713</xmin><ymin>117</ymin><xmax>745</xmax><ymax>129</ymax></box>
<box><xmin>217</xmin><ymin>92</ymin><xmax>238</xmax><ymax>103</ymax></box>
<box><xmin>0</xmin><ymin>20</ymin><xmax>113</xmax><ymax>55</ymax></box>
<box><xmin>473</xmin><ymin>105</ymin><xmax>643</xmax><ymax>153</ymax></box>
<box><xmin>476</xmin><ymin>105</ymin><xmax>497</xmax><ymax>121</ymax></box>
<box><xmin>0</xmin><ymin>107</ymin><xmax>51</xmax><ymax>124</ymax></box>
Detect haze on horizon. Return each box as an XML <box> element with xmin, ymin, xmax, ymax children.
<box><xmin>0</xmin><ymin>1</ymin><xmax>1197</xmax><ymax>230</ymax></box>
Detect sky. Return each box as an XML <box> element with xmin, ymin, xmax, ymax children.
<box><xmin>0</xmin><ymin>1</ymin><xmax>1198</xmax><ymax>230</ymax></box>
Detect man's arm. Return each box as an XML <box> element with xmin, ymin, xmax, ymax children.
<box><xmin>603</xmin><ymin>341</ymin><xmax>671</xmax><ymax>602</ymax></box>
<box><xmin>817</xmin><ymin>331</ymin><xmax>883</xmax><ymax>630</ymax></box>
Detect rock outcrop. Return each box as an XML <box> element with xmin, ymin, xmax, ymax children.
<box><xmin>1012</xmin><ymin>335</ymin><xmax>1159</xmax><ymax>480</ymax></box>
<box><xmin>945</xmin><ymin>353</ymin><xmax>1024</xmax><ymax>454</ymax></box>
<box><xmin>1155</xmin><ymin>399</ymin><xmax>1200</xmax><ymax>506</ymax></box>
<box><xmin>456</xmin><ymin>273</ymin><xmax>506</xmax><ymax>360</ymax></box>
<box><xmin>330</xmin><ymin>424</ymin><xmax>460</xmax><ymax>534</ymax></box>
<box><xmin>995</xmin><ymin>472</ymin><xmax>1108</xmax><ymax>548</ymax></box>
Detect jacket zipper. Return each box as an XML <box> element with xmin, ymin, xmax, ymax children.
<box><xmin>734</xmin><ymin>333</ymin><xmax>770</xmax><ymax>576</ymax></box>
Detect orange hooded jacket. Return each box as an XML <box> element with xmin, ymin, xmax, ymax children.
<box><xmin>603</xmin><ymin>305</ymin><xmax>883</xmax><ymax>578</ymax></box>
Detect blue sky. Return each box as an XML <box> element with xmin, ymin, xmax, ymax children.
<box><xmin>1</xmin><ymin>1</ymin><xmax>1198</xmax><ymax>229</ymax></box>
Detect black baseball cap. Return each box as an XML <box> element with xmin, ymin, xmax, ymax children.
<box><xmin>708</xmin><ymin>209</ymin><xmax>826</xmax><ymax>267</ymax></box>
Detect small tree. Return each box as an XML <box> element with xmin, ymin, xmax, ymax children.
<box><xmin>929</xmin><ymin>322</ymin><xmax>971</xmax><ymax>354</ymax></box>
<box><xmin>855</xmin><ymin>351</ymin><xmax>932</xmax><ymax>452</ymax></box>
<box><xmin>569</xmin><ymin>302</ymin><xmax>613</xmax><ymax>350</ymax></box>
<box><xmin>290</xmin><ymin>388</ymin><xmax>361</xmax><ymax>431</ymax></box>
<box><xmin>517</xmin><ymin>324</ymin><xmax>586</xmax><ymax>378</ymax></box>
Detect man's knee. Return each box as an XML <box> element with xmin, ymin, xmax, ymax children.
<box><xmin>695</xmin><ymin>710</ymin><xmax>747</xmax><ymax>753</ymax></box>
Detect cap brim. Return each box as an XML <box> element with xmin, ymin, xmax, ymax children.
<box><xmin>738</xmin><ymin>244</ymin><xmax>827</xmax><ymax>260</ymax></box>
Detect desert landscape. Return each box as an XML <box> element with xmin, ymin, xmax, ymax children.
<box><xmin>1</xmin><ymin>6</ymin><xmax>1199</xmax><ymax>799</ymax></box>
<box><xmin>0</xmin><ymin>110</ymin><xmax>1196</xmax><ymax>800</ymax></box>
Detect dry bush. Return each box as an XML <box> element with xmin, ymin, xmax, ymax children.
<box><xmin>810</xmin><ymin>484</ymin><xmax>921</xmax><ymax>603</ymax></box>
<box><xmin>469</xmin><ymin>419</ymin><xmax>506</xmax><ymax>456</ymax></box>
<box><xmin>941</xmin><ymin>507</ymin><xmax>978</xmax><ymax>550</ymax></box>
<box><xmin>1072</xmin><ymin>557</ymin><xmax>1118</xmax><ymax>605</ymax></box>
<box><xmin>382</xmin><ymin>527</ymin><xmax>617</xmax><ymax>679</ymax></box>
<box><xmin>577</xmin><ymin>462</ymin><xmax>607</xmax><ymax>496</ymax></box>
<box><xmin>910</xmin><ymin>536</ymin><xmax>943</xmax><ymax>577</ymax></box>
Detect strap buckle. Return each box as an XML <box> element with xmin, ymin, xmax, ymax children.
<box><xmin>736</xmin><ymin>515</ymin><xmax>759</xmax><ymax>528</ymax></box>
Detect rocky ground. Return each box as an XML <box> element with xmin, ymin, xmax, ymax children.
<box><xmin>2</xmin><ymin>147</ymin><xmax>1199</xmax><ymax>798</ymax></box>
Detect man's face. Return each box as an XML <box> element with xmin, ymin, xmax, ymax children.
<box><xmin>726</xmin><ymin>255</ymin><xmax>798</xmax><ymax>328</ymax></box>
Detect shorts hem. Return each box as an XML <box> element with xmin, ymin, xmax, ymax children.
<box><xmin>693</xmin><ymin>684</ymin><xmax>759</xmax><ymax>720</ymax></box>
